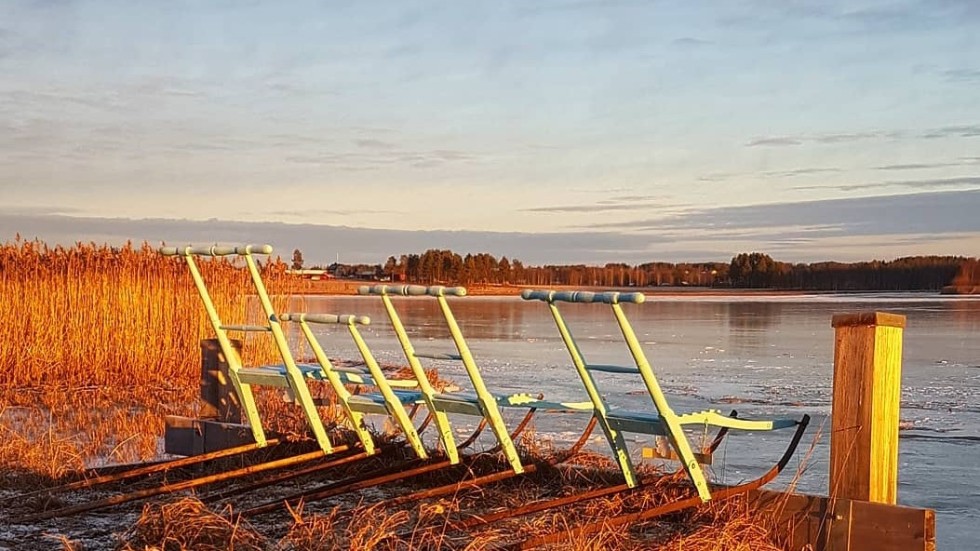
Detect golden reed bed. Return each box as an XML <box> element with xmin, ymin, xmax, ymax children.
<box><xmin>0</xmin><ymin>239</ymin><xmax>287</xmax><ymax>388</ymax></box>
<box><xmin>0</xmin><ymin>240</ymin><xmax>303</xmax><ymax>478</ymax></box>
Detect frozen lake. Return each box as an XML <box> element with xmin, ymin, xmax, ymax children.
<box><xmin>291</xmin><ymin>292</ymin><xmax>980</xmax><ymax>549</ymax></box>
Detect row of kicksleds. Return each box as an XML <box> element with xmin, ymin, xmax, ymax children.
<box><xmin>10</xmin><ymin>244</ymin><xmax>809</xmax><ymax>549</ymax></box>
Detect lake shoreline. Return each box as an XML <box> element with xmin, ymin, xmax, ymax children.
<box><xmin>287</xmin><ymin>279</ymin><xmax>933</xmax><ymax>297</ymax></box>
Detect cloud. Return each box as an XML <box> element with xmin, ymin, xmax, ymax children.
<box><xmin>522</xmin><ymin>194</ymin><xmax>686</xmax><ymax>214</ymax></box>
<box><xmin>746</xmin><ymin>136</ymin><xmax>802</xmax><ymax>147</ymax></box>
<box><xmin>0</xmin><ymin>205</ymin><xmax>83</xmax><ymax>216</ymax></box>
<box><xmin>746</xmin><ymin>131</ymin><xmax>900</xmax><ymax>147</ymax></box>
<box><xmin>943</xmin><ymin>68</ymin><xmax>980</xmax><ymax>82</ymax></box>
<box><xmin>354</xmin><ymin>138</ymin><xmax>397</xmax><ymax>149</ymax></box>
<box><xmin>579</xmin><ymin>190</ymin><xmax>980</xmax><ymax>242</ymax></box>
<box><xmin>876</xmin><ymin>158</ymin><xmax>980</xmax><ymax>170</ymax></box>
<box><xmin>921</xmin><ymin>124</ymin><xmax>980</xmax><ymax>138</ymax></box>
<box><xmin>5</xmin><ymin>191</ymin><xmax>979</xmax><ymax>265</ymax></box>
<box><xmin>0</xmin><ymin>213</ymin><xmax>662</xmax><ymax>265</ymax></box>
<box><xmin>671</xmin><ymin>37</ymin><xmax>712</xmax><ymax>47</ymax></box>
<box><xmin>285</xmin><ymin>147</ymin><xmax>479</xmax><ymax>170</ymax></box>
<box><xmin>264</xmin><ymin>208</ymin><xmax>398</xmax><ymax>217</ymax></box>
<box><xmin>522</xmin><ymin>203</ymin><xmax>681</xmax><ymax>214</ymax></box>
<box><xmin>746</xmin><ymin>124</ymin><xmax>980</xmax><ymax>148</ymax></box>
<box><xmin>813</xmin><ymin>131</ymin><xmax>900</xmax><ymax>143</ymax></box>
<box><xmin>794</xmin><ymin>176</ymin><xmax>980</xmax><ymax>192</ymax></box>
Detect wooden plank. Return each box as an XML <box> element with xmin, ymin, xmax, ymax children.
<box><xmin>849</xmin><ymin>500</ymin><xmax>935</xmax><ymax>551</ymax></box>
<box><xmin>750</xmin><ymin>490</ymin><xmax>935</xmax><ymax>551</ymax></box>
<box><xmin>829</xmin><ymin>312</ymin><xmax>905</xmax><ymax>504</ymax></box>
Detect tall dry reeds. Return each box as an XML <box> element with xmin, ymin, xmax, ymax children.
<box><xmin>0</xmin><ymin>238</ymin><xmax>287</xmax><ymax>389</ymax></box>
<box><xmin>0</xmin><ymin>239</ymin><xmax>302</xmax><ymax>477</ymax></box>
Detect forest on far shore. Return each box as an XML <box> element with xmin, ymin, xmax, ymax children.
<box><xmin>300</xmin><ymin>249</ymin><xmax>980</xmax><ymax>291</ymax></box>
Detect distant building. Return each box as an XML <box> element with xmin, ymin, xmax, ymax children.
<box><xmin>285</xmin><ymin>269</ymin><xmax>330</xmax><ymax>281</ymax></box>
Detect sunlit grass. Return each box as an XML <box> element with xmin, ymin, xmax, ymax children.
<box><xmin>0</xmin><ymin>238</ymin><xmax>289</xmax><ymax>388</ymax></box>
<box><xmin>0</xmin><ymin>239</ymin><xmax>296</xmax><ymax>478</ymax></box>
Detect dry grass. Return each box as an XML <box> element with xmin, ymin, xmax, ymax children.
<box><xmin>217</xmin><ymin>455</ymin><xmax>785</xmax><ymax>550</ymax></box>
<box><xmin>0</xmin><ymin>239</ymin><xmax>287</xmax><ymax>388</ymax></box>
<box><xmin>0</xmin><ymin>239</ymin><xmax>316</xmax><ymax>481</ymax></box>
<box><xmin>119</xmin><ymin>498</ymin><xmax>266</xmax><ymax>551</ymax></box>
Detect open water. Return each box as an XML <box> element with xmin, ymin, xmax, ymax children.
<box><xmin>293</xmin><ymin>292</ymin><xmax>980</xmax><ymax>549</ymax></box>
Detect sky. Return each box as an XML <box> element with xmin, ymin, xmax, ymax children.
<box><xmin>1</xmin><ymin>0</ymin><xmax>978</xmax><ymax>265</ymax></box>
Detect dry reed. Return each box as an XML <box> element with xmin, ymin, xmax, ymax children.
<box><xmin>119</xmin><ymin>497</ymin><xmax>266</xmax><ymax>551</ymax></box>
<box><xmin>0</xmin><ymin>238</ymin><xmax>287</xmax><ymax>389</ymax></box>
<box><xmin>0</xmin><ymin>239</ymin><xmax>309</xmax><ymax>480</ymax></box>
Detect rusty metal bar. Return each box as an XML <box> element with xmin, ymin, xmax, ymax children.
<box><xmin>201</xmin><ymin>448</ymin><xmax>376</xmax><ymax>503</ymax></box>
<box><xmin>242</xmin><ymin>457</ymin><xmax>456</xmax><ymax>517</ymax></box>
<box><xmin>242</xmin><ymin>408</ymin><xmax>543</xmax><ymax>517</ymax></box>
<box><xmin>513</xmin><ymin>414</ymin><xmax>810</xmax><ymax>549</ymax></box>
<box><xmin>5</xmin><ymin>438</ymin><xmax>280</xmax><ymax>503</ymax></box>
<box><xmin>378</xmin><ymin>417</ymin><xmax>600</xmax><ymax>545</ymax></box>
<box><xmin>14</xmin><ymin>445</ymin><xmax>345</xmax><ymax>522</ymax></box>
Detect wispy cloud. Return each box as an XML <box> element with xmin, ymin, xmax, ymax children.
<box><xmin>522</xmin><ymin>195</ymin><xmax>686</xmax><ymax>214</ymax></box>
<box><xmin>264</xmin><ymin>208</ymin><xmax>398</xmax><ymax>217</ymax></box>
<box><xmin>943</xmin><ymin>68</ymin><xmax>980</xmax><ymax>82</ymax></box>
<box><xmin>746</xmin><ymin>130</ymin><xmax>901</xmax><ymax>147</ymax></box>
<box><xmin>876</xmin><ymin>158</ymin><xmax>980</xmax><ymax>171</ymax></box>
<box><xmin>354</xmin><ymin>138</ymin><xmax>397</xmax><ymax>149</ymax></box>
<box><xmin>698</xmin><ymin>167</ymin><xmax>840</xmax><ymax>182</ymax></box>
<box><xmin>0</xmin><ymin>205</ymin><xmax>84</xmax><ymax>216</ymax></box>
<box><xmin>746</xmin><ymin>123</ymin><xmax>980</xmax><ymax>148</ymax></box>
<box><xmin>285</xmin><ymin>147</ymin><xmax>480</xmax><ymax>170</ymax></box>
<box><xmin>921</xmin><ymin>124</ymin><xmax>980</xmax><ymax>138</ymax></box>
<box><xmin>523</xmin><ymin>203</ymin><xmax>680</xmax><ymax>214</ymax></box>
<box><xmin>794</xmin><ymin>176</ymin><xmax>980</xmax><ymax>192</ymax></box>
<box><xmin>746</xmin><ymin>136</ymin><xmax>802</xmax><ymax>147</ymax></box>
<box><xmin>671</xmin><ymin>37</ymin><xmax>712</xmax><ymax>47</ymax></box>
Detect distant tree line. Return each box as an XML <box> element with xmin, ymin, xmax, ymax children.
<box><xmin>728</xmin><ymin>253</ymin><xmax>974</xmax><ymax>290</ymax></box>
<box><xmin>308</xmin><ymin>249</ymin><xmax>978</xmax><ymax>291</ymax></box>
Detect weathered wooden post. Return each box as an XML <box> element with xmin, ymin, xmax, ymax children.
<box><xmin>830</xmin><ymin>312</ymin><xmax>905</xmax><ymax>504</ymax></box>
<box><xmin>200</xmin><ymin>338</ymin><xmax>242</xmax><ymax>423</ymax></box>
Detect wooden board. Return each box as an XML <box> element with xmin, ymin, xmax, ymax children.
<box><xmin>749</xmin><ymin>489</ymin><xmax>935</xmax><ymax>551</ymax></box>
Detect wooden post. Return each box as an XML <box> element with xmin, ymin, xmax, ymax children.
<box><xmin>830</xmin><ymin>312</ymin><xmax>905</xmax><ymax>504</ymax></box>
<box><xmin>200</xmin><ymin>338</ymin><xmax>242</xmax><ymax>424</ymax></box>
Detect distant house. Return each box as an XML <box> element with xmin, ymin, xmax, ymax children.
<box><xmin>325</xmin><ymin>262</ymin><xmax>384</xmax><ymax>280</ymax></box>
<box><xmin>286</xmin><ymin>269</ymin><xmax>330</xmax><ymax>281</ymax></box>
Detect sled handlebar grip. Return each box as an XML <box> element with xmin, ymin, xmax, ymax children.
<box><xmin>279</xmin><ymin>313</ymin><xmax>370</xmax><ymax>325</ymax></box>
<box><xmin>159</xmin><ymin>244</ymin><xmax>274</xmax><ymax>257</ymax></box>
<box><xmin>358</xmin><ymin>285</ymin><xmax>467</xmax><ymax>297</ymax></box>
<box><xmin>521</xmin><ymin>289</ymin><xmax>645</xmax><ymax>305</ymax></box>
